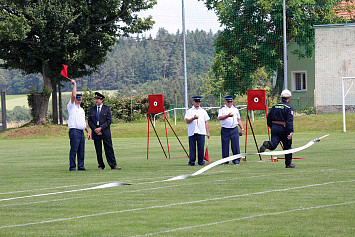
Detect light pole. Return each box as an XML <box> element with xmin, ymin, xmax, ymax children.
<box><xmin>283</xmin><ymin>0</ymin><xmax>288</xmax><ymax>90</ymax></box>
<box><xmin>182</xmin><ymin>0</ymin><xmax>188</xmax><ymax>110</ymax></box>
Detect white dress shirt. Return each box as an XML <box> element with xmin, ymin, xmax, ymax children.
<box><xmin>184</xmin><ymin>106</ymin><xmax>210</xmax><ymax>137</ymax></box>
<box><xmin>67</xmin><ymin>101</ymin><xmax>86</xmax><ymax>130</ymax></box>
<box><xmin>218</xmin><ymin>105</ymin><xmax>241</xmax><ymax>128</ymax></box>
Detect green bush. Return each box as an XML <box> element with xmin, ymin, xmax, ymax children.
<box><xmin>81</xmin><ymin>89</ymin><xmax>169</xmax><ymax>122</ymax></box>
<box><xmin>6</xmin><ymin>106</ymin><xmax>31</xmax><ymax>122</ymax></box>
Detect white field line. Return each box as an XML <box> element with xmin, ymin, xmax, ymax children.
<box><xmin>0</xmin><ymin>169</ymin><xmax>341</xmax><ymax>205</ymax></box>
<box><xmin>0</xmin><ymin>171</ymin><xmax>229</xmax><ymax>195</ymax></box>
<box><xmin>139</xmin><ymin>201</ymin><xmax>355</xmax><ymax>236</ymax></box>
<box><xmin>0</xmin><ymin>197</ymin><xmax>85</xmax><ymax>207</ymax></box>
<box><xmin>0</xmin><ymin>170</ymin><xmax>314</xmax><ymax>203</ymax></box>
<box><xmin>0</xmin><ymin>179</ymin><xmax>354</xmax><ymax>229</ymax></box>
<box><xmin>0</xmin><ymin>173</ymin><xmax>276</xmax><ymax>203</ymax></box>
<box><xmin>0</xmin><ymin>182</ymin><xmax>108</xmax><ymax>195</ymax></box>
<box><xmin>0</xmin><ymin>173</ymin><xmax>282</xmax><ymax>207</ymax></box>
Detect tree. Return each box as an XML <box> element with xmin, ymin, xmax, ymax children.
<box><xmin>0</xmin><ymin>0</ymin><xmax>155</xmax><ymax>124</ymax></box>
<box><xmin>201</xmin><ymin>0</ymin><xmax>348</xmax><ymax>96</ymax></box>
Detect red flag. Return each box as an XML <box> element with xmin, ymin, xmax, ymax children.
<box><xmin>204</xmin><ymin>139</ymin><xmax>209</xmax><ymax>162</ymax></box>
<box><xmin>60</xmin><ymin>64</ymin><xmax>68</xmax><ymax>78</ymax></box>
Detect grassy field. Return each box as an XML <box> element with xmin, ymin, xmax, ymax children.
<box><xmin>0</xmin><ymin>115</ymin><xmax>354</xmax><ymax>236</ymax></box>
<box><xmin>5</xmin><ymin>94</ymin><xmax>29</xmax><ymax>110</ymax></box>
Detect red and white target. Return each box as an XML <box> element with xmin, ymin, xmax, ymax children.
<box><xmin>247</xmin><ymin>90</ymin><xmax>266</xmax><ymax>111</ymax></box>
<box><xmin>148</xmin><ymin>94</ymin><xmax>165</xmax><ymax>114</ymax></box>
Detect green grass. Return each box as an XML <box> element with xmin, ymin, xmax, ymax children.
<box><xmin>5</xmin><ymin>94</ymin><xmax>28</xmax><ymax>110</ymax></box>
<box><xmin>0</xmin><ymin>116</ymin><xmax>354</xmax><ymax>236</ymax></box>
<box><xmin>2</xmin><ymin>113</ymin><xmax>353</xmax><ymax>139</ymax></box>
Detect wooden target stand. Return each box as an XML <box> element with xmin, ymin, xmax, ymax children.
<box><xmin>243</xmin><ymin>90</ymin><xmax>273</xmax><ymax>162</ymax></box>
<box><xmin>146</xmin><ymin>94</ymin><xmax>188</xmax><ymax>160</ymax></box>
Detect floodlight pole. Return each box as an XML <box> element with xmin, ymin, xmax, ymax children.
<box><xmin>182</xmin><ymin>0</ymin><xmax>188</xmax><ymax>110</ymax></box>
<box><xmin>283</xmin><ymin>0</ymin><xmax>288</xmax><ymax>90</ymax></box>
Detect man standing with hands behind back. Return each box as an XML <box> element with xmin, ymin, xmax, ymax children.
<box><xmin>88</xmin><ymin>92</ymin><xmax>121</xmax><ymax>170</ymax></box>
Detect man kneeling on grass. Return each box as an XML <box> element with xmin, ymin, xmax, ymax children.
<box><xmin>260</xmin><ymin>89</ymin><xmax>295</xmax><ymax>168</ymax></box>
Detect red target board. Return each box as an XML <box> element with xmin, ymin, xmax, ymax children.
<box><xmin>147</xmin><ymin>94</ymin><xmax>189</xmax><ymax>160</ymax></box>
<box><xmin>247</xmin><ymin>90</ymin><xmax>266</xmax><ymax>111</ymax></box>
<box><xmin>148</xmin><ymin>94</ymin><xmax>165</xmax><ymax>114</ymax></box>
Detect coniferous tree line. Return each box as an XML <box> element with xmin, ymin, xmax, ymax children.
<box><xmin>1</xmin><ymin>28</ymin><xmax>218</xmax><ymax>106</ymax></box>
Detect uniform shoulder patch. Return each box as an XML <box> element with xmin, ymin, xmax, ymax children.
<box><xmin>275</xmin><ymin>104</ymin><xmax>284</xmax><ymax>109</ymax></box>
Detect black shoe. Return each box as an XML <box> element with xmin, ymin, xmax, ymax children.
<box><xmin>233</xmin><ymin>158</ymin><xmax>241</xmax><ymax>165</ymax></box>
<box><xmin>78</xmin><ymin>168</ymin><xmax>87</xmax><ymax>171</ymax></box>
<box><xmin>286</xmin><ymin>163</ymin><xmax>296</xmax><ymax>168</ymax></box>
<box><xmin>187</xmin><ymin>163</ymin><xmax>195</xmax><ymax>166</ymax></box>
<box><xmin>221</xmin><ymin>162</ymin><xmax>229</xmax><ymax>165</ymax></box>
<box><xmin>259</xmin><ymin>141</ymin><xmax>270</xmax><ymax>152</ymax></box>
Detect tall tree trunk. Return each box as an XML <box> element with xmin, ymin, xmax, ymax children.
<box><xmin>52</xmin><ymin>82</ymin><xmax>58</xmax><ymax>124</ymax></box>
<box><xmin>31</xmin><ymin>64</ymin><xmax>52</xmax><ymax>125</ymax></box>
<box><xmin>272</xmin><ymin>69</ymin><xmax>284</xmax><ymax>96</ymax></box>
<box><xmin>58</xmin><ymin>81</ymin><xmax>63</xmax><ymax>125</ymax></box>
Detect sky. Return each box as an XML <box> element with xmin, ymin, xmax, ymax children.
<box><xmin>137</xmin><ymin>0</ymin><xmax>222</xmax><ymax>37</ymax></box>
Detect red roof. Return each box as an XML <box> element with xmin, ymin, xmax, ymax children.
<box><xmin>335</xmin><ymin>0</ymin><xmax>355</xmax><ymax>20</ymax></box>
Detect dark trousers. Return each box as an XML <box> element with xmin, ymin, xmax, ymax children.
<box><xmin>69</xmin><ymin>129</ymin><xmax>85</xmax><ymax>171</ymax></box>
<box><xmin>269</xmin><ymin>124</ymin><xmax>293</xmax><ymax>166</ymax></box>
<box><xmin>221</xmin><ymin>127</ymin><xmax>240</xmax><ymax>164</ymax></box>
<box><xmin>94</xmin><ymin>137</ymin><xmax>117</xmax><ymax>169</ymax></box>
<box><xmin>188</xmin><ymin>134</ymin><xmax>205</xmax><ymax>165</ymax></box>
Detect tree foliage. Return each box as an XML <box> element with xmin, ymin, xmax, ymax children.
<box><xmin>201</xmin><ymin>0</ymin><xmax>350</xmax><ymax>96</ymax></box>
<box><xmin>2</xmin><ymin>29</ymin><xmax>218</xmax><ymax>106</ymax></box>
<box><xmin>0</xmin><ymin>0</ymin><xmax>156</xmax><ymax>124</ymax></box>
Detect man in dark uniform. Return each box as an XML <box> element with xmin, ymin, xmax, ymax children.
<box><xmin>88</xmin><ymin>92</ymin><xmax>121</xmax><ymax>170</ymax></box>
<box><xmin>260</xmin><ymin>90</ymin><xmax>295</xmax><ymax>168</ymax></box>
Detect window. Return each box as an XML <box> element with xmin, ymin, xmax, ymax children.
<box><xmin>292</xmin><ymin>71</ymin><xmax>307</xmax><ymax>92</ymax></box>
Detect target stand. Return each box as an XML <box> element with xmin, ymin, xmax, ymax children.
<box><xmin>243</xmin><ymin>90</ymin><xmax>273</xmax><ymax>162</ymax></box>
<box><xmin>147</xmin><ymin>94</ymin><xmax>188</xmax><ymax>160</ymax></box>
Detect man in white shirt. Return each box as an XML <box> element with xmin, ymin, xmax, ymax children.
<box><xmin>218</xmin><ymin>95</ymin><xmax>244</xmax><ymax>164</ymax></box>
<box><xmin>184</xmin><ymin>96</ymin><xmax>210</xmax><ymax>166</ymax></box>
<box><xmin>67</xmin><ymin>79</ymin><xmax>91</xmax><ymax>171</ymax></box>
